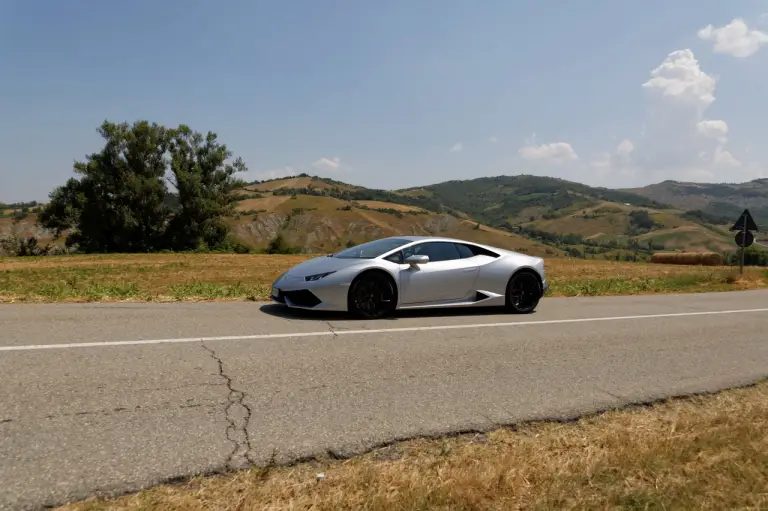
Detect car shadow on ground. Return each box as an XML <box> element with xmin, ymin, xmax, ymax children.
<box><xmin>258</xmin><ymin>303</ymin><xmax>531</xmax><ymax>322</ymax></box>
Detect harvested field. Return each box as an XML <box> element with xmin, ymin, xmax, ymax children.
<box><xmin>58</xmin><ymin>379</ymin><xmax>768</xmax><ymax>510</ymax></box>
<box><xmin>235</xmin><ymin>195</ymin><xmax>291</xmax><ymax>212</ymax></box>
<box><xmin>651</xmin><ymin>251</ymin><xmax>723</xmax><ymax>266</ymax></box>
<box><xmin>1</xmin><ymin>254</ymin><xmax>766</xmax><ymax>303</ymax></box>
<box><xmin>355</xmin><ymin>200</ymin><xmax>425</xmax><ymax>212</ymax></box>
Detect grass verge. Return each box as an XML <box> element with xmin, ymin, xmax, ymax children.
<box><xmin>58</xmin><ymin>379</ymin><xmax>768</xmax><ymax>510</ymax></box>
<box><xmin>1</xmin><ymin>254</ymin><xmax>766</xmax><ymax>303</ymax></box>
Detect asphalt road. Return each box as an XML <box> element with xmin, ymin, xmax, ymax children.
<box><xmin>2</xmin><ymin>290</ymin><xmax>768</xmax><ymax>510</ymax></box>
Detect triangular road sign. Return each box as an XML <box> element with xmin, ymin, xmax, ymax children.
<box><xmin>730</xmin><ymin>209</ymin><xmax>759</xmax><ymax>232</ymax></box>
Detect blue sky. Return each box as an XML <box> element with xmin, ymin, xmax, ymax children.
<box><xmin>2</xmin><ymin>0</ymin><xmax>768</xmax><ymax>202</ymax></box>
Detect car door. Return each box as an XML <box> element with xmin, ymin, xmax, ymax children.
<box><xmin>397</xmin><ymin>241</ymin><xmax>480</xmax><ymax>304</ymax></box>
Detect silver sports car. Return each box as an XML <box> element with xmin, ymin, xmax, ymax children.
<box><xmin>270</xmin><ymin>235</ymin><xmax>548</xmax><ymax>319</ymax></box>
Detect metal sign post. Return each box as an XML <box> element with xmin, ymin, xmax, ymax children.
<box><xmin>730</xmin><ymin>209</ymin><xmax>759</xmax><ymax>276</ymax></box>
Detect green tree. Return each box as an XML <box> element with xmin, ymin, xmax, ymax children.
<box><xmin>266</xmin><ymin>233</ymin><xmax>296</xmax><ymax>254</ymax></box>
<box><xmin>39</xmin><ymin>120</ymin><xmax>170</xmax><ymax>252</ymax></box>
<box><xmin>38</xmin><ymin>178</ymin><xmax>86</xmax><ymax>239</ymax></box>
<box><xmin>38</xmin><ymin>120</ymin><xmax>247</xmax><ymax>253</ymax></box>
<box><xmin>164</xmin><ymin>125</ymin><xmax>247</xmax><ymax>250</ymax></box>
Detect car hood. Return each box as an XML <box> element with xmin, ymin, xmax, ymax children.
<box><xmin>285</xmin><ymin>256</ymin><xmax>366</xmax><ymax>277</ymax></box>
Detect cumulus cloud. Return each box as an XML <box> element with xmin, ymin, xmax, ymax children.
<box><xmin>696</xmin><ymin>119</ymin><xmax>729</xmax><ymax>144</ymax></box>
<box><xmin>311</xmin><ymin>157</ymin><xmax>341</xmax><ymax>172</ymax></box>
<box><xmin>584</xmin><ymin>46</ymin><xmax>760</xmax><ymax>185</ymax></box>
<box><xmin>591</xmin><ymin>139</ymin><xmax>634</xmax><ymax>172</ymax></box>
<box><xmin>698</xmin><ymin>18</ymin><xmax>768</xmax><ymax>58</ymax></box>
<box><xmin>641</xmin><ymin>49</ymin><xmax>716</xmax><ymax>113</ymax></box>
<box><xmin>615</xmin><ymin>139</ymin><xmax>634</xmax><ymax>160</ymax></box>
<box><xmin>713</xmin><ymin>146</ymin><xmax>741</xmax><ymax>168</ymax></box>
<box><xmin>449</xmin><ymin>142</ymin><xmax>463</xmax><ymax>153</ymax></box>
<box><xmin>518</xmin><ymin>141</ymin><xmax>578</xmax><ymax>163</ymax></box>
<box><xmin>595</xmin><ymin>48</ymin><xmax>750</xmax><ymax>184</ymax></box>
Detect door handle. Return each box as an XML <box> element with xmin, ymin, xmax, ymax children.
<box><xmin>462</xmin><ymin>268</ymin><xmax>476</xmax><ymax>272</ymax></box>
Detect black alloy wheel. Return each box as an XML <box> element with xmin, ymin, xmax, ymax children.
<box><xmin>348</xmin><ymin>272</ymin><xmax>396</xmax><ymax>319</ymax></box>
<box><xmin>505</xmin><ymin>271</ymin><xmax>542</xmax><ymax>314</ymax></box>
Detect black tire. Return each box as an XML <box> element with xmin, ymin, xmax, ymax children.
<box><xmin>347</xmin><ymin>271</ymin><xmax>397</xmax><ymax>319</ymax></box>
<box><xmin>504</xmin><ymin>270</ymin><xmax>542</xmax><ymax>314</ymax></box>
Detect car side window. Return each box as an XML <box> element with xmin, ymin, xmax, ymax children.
<box><xmin>384</xmin><ymin>251</ymin><xmax>403</xmax><ymax>264</ymax></box>
<box><xmin>454</xmin><ymin>243</ymin><xmax>475</xmax><ymax>258</ymax></box>
<box><xmin>404</xmin><ymin>241</ymin><xmax>461</xmax><ymax>262</ymax></box>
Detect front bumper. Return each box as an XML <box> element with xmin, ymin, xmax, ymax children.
<box><xmin>270</xmin><ymin>275</ymin><xmax>350</xmax><ymax>311</ymax></box>
<box><xmin>541</xmin><ymin>278</ymin><xmax>549</xmax><ymax>294</ymax></box>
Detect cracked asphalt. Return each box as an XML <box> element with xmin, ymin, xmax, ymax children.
<box><xmin>1</xmin><ymin>290</ymin><xmax>768</xmax><ymax>510</ymax></box>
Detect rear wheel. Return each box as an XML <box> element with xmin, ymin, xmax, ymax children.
<box><xmin>347</xmin><ymin>272</ymin><xmax>397</xmax><ymax>319</ymax></box>
<box><xmin>505</xmin><ymin>271</ymin><xmax>542</xmax><ymax>314</ymax></box>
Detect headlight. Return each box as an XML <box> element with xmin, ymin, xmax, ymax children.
<box><xmin>305</xmin><ymin>271</ymin><xmax>336</xmax><ymax>282</ymax></box>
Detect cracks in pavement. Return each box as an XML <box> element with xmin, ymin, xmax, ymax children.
<box><xmin>201</xmin><ymin>343</ymin><xmax>256</xmax><ymax>470</ymax></box>
<box><xmin>2</xmin><ymin>401</ymin><xmax>217</xmax><ymax>423</ymax></box>
<box><xmin>325</xmin><ymin>320</ymin><xmax>339</xmax><ymax>338</ymax></box>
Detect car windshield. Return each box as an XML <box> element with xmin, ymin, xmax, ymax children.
<box><xmin>332</xmin><ymin>238</ymin><xmax>411</xmax><ymax>259</ymax></box>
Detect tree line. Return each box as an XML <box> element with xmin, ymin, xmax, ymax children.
<box><xmin>6</xmin><ymin>120</ymin><xmax>249</xmax><ymax>254</ymax></box>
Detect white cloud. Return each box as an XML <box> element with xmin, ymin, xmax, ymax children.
<box><xmin>712</xmin><ymin>147</ymin><xmax>741</xmax><ymax>168</ymax></box>
<box><xmin>592</xmin><ymin>47</ymin><xmax>756</xmax><ymax>185</ymax></box>
<box><xmin>311</xmin><ymin>157</ymin><xmax>341</xmax><ymax>172</ymax></box>
<box><xmin>489</xmin><ymin>136</ymin><xmax>498</xmax><ymax>143</ymax></box>
<box><xmin>698</xmin><ymin>18</ymin><xmax>768</xmax><ymax>58</ymax></box>
<box><xmin>518</xmin><ymin>142</ymin><xmax>578</xmax><ymax>163</ymax></box>
<box><xmin>641</xmin><ymin>49</ymin><xmax>716</xmax><ymax>113</ymax></box>
<box><xmin>696</xmin><ymin>119</ymin><xmax>729</xmax><ymax>144</ymax></box>
<box><xmin>615</xmin><ymin>139</ymin><xmax>634</xmax><ymax>160</ymax></box>
<box><xmin>590</xmin><ymin>139</ymin><xmax>634</xmax><ymax>173</ymax></box>
<box><xmin>449</xmin><ymin>142</ymin><xmax>463</xmax><ymax>153</ymax></box>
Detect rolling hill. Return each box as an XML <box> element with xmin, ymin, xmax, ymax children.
<box><xmin>230</xmin><ymin>177</ymin><xmax>561</xmax><ymax>257</ymax></box>
<box><xmin>624</xmin><ymin>179</ymin><xmax>768</xmax><ymax>227</ymax></box>
<box><xmin>2</xmin><ymin>173</ymin><xmax>761</xmax><ymax>259</ymax></box>
<box><xmin>226</xmin><ymin>174</ymin><xmax>743</xmax><ymax>258</ymax></box>
<box><xmin>390</xmin><ymin>175</ymin><xmax>743</xmax><ymax>257</ymax></box>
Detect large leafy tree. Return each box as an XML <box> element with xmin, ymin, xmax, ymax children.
<box><xmin>38</xmin><ymin>120</ymin><xmax>247</xmax><ymax>253</ymax></box>
<box><xmin>165</xmin><ymin>125</ymin><xmax>247</xmax><ymax>250</ymax></box>
<box><xmin>40</xmin><ymin>120</ymin><xmax>170</xmax><ymax>252</ymax></box>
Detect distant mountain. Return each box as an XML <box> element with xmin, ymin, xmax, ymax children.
<box><xmin>232</xmin><ymin>174</ymin><xmax>739</xmax><ymax>257</ymax></box>
<box><xmin>396</xmin><ymin>175</ymin><xmax>669</xmax><ymax>227</ymax></box>
<box><xmin>4</xmin><ymin>173</ymin><xmax>762</xmax><ymax>258</ymax></box>
<box><xmin>623</xmin><ymin>179</ymin><xmax>768</xmax><ymax>228</ymax></box>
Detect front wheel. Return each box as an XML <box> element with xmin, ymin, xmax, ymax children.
<box><xmin>504</xmin><ymin>271</ymin><xmax>542</xmax><ymax>314</ymax></box>
<box><xmin>347</xmin><ymin>272</ymin><xmax>396</xmax><ymax>319</ymax></box>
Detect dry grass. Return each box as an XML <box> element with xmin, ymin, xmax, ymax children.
<box><xmin>1</xmin><ymin>255</ymin><xmax>766</xmax><ymax>303</ymax></box>
<box><xmin>234</xmin><ymin>195</ymin><xmax>291</xmax><ymax>212</ymax></box>
<box><xmin>58</xmin><ymin>379</ymin><xmax>768</xmax><ymax>510</ymax></box>
<box><xmin>356</xmin><ymin>200</ymin><xmax>425</xmax><ymax>212</ymax></box>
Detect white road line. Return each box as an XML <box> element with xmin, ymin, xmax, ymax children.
<box><xmin>2</xmin><ymin>307</ymin><xmax>768</xmax><ymax>353</ymax></box>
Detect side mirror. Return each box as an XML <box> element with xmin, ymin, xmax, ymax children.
<box><xmin>405</xmin><ymin>254</ymin><xmax>429</xmax><ymax>266</ymax></box>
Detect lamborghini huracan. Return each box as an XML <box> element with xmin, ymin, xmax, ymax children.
<box><xmin>270</xmin><ymin>235</ymin><xmax>548</xmax><ymax>319</ymax></box>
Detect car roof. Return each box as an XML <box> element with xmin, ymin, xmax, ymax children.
<box><xmin>387</xmin><ymin>235</ymin><xmax>478</xmax><ymax>244</ymax></box>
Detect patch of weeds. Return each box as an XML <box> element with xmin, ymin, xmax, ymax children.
<box><xmin>550</xmin><ymin>273</ymin><xmax>718</xmax><ymax>297</ymax></box>
<box><xmin>83</xmin><ymin>283</ymin><xmax>141</xmax><ymax>301</ymax></box>
<box><xmin>167</xmin><ymin>281</ymin><xmax>268</xmax><ymax>301</ymax></box>
<box><xmin>33</xmin><ymin>282</ymin><xmax>75</xmax><ymax>301</ymax></box>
